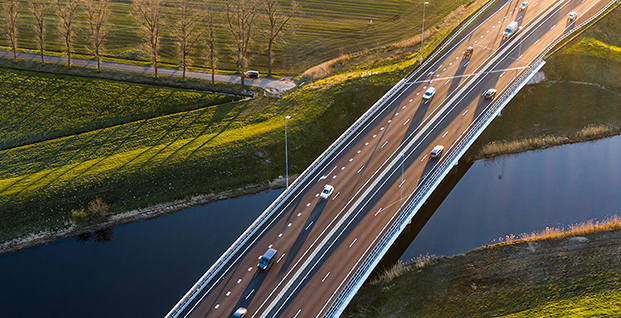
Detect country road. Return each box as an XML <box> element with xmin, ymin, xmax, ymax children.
<box><xmin>0</xmin><ymin>50</ymin><xmax>297</xmax><ymax>92</ymax></box>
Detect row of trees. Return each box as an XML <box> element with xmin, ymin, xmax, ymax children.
<box><xmin>1</xmin><ymin>0</ymin><xmax>298</xmax><ymax>88</ymax></box>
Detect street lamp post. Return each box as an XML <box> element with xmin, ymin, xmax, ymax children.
<box><xmin>420</xmin><ymin>1</ymin><xmax>430</xmax><ymax>65</ymax></box>
<box><xmin>285</xmin><ymin>116</ymin><xmax>291</xmax><ymax>189</ymax></box>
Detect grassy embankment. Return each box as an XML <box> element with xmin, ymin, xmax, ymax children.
<box><xmin>1</xmin><ymin>0</ymin><xmax>470</xmax><ymax>75</ymax></box>
<box><xmin>343</xmin><ymin>218</ymin><xmax>621</xmax><ymax>317</ymax></box>
<box><xmin>0</xmin><ymin>0</ymin><xmax>489</xmax><ymax>247</ymax></box>
<box><xmin>0</xmin><ymin>68</ymin><xmax>237</xmax><ymax>150</ymax></box>
<box><xmin>471</xmin><ymin>4</ymin><xmax>621</xmax><ymax>159</ymax></box>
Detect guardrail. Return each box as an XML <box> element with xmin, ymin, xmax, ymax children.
<box><xmin>323</xmin><ymin>1</ymin><xmax>620</xmax><ymax>316</ymax></box>
<box><xmin>165</xmin><ymin>0</ymin><xmax>505</xmax><ymax>316</ymax></box>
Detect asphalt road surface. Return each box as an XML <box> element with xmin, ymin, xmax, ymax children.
<box><xmin>170</xmin><ymin>0</ymin><xmax>611</xmax><ymax>317</ymax></box>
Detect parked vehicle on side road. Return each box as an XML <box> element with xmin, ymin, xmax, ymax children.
<box><xmin>258</xmin><ymin>248</ymin><xmax>277</xmax><ymax>270</ymax></box>
<box><xmin>245</xmin><ymin>70</ymin><xmax>259</xmax><ymax>79</ymax></box>
<box><xmin>320</xmin><ymin>184</ymin><xmax>335</xmax><ymax>200</ymax></box>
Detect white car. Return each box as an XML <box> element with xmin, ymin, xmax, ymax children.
<box><xmin>568</xmin><ymin>11</ymin><xmax>578</xmax><ymax>21</ymax></box>
<box><xmin>518</xmin><ymin>1</ymin><xmax>529</xmax><ymax>10</ymax></box>
<box><xmin>422</xmin><ymin>87</ymin><xmax>436</xmax><ymax>102</ymax></box>
<box><xmin>430</xmin><ymin>145</ymin><xmax>444</xmax><ymax>159</ymax></box>
<box><xmin>320</xmin><ymin>184</ymin><xmax>334</xmax><ymax>200</ymax></box>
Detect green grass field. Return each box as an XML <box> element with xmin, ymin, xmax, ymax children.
<box><xmin>1</xmin><ymin>0</ymin><xmax>474</xmax><ymax>75</ymax></box>
<box><xmin>0</xmin><ymin>67</ymin><xmax>237</xmax><ymax>149</ymax></box>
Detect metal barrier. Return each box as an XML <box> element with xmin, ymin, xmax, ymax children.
<box><xmin>323</xmin><ymin>1</ymin><xmax>620</xmax><ymax>316</ymax></box>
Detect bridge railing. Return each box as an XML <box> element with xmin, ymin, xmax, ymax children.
<box><xmin>323</xmin><ymin>1</ymin><xmax>620</xmax><ymax>316</ymax></box>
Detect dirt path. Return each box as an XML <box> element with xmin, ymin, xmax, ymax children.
<box><xmin>0</xmin><ymin>50</ymin><xmax>297</xmax><ymax>92</ymax></box>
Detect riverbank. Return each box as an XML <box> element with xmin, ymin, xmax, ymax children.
<box><xmin>0</xmin><ymin>176</ymin><xmax>294</xmax><ymax>255</ymax></box>
<box><xmin>343</xmin><ymin>218</ymin><xmax>621</xmax><ymax>317</ymax></box>
<box><xmin>474</xmin><ymin>123</ymin><xmax>621</xmax><ymax>160</ymax></box>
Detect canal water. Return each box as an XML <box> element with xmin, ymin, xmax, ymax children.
<box><xmin>1</xmin><ymin>136</ymin><xmax>620</xmax><ymax>318</ymax></box>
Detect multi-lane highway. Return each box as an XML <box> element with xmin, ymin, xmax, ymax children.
<box><xmin>167</xmin><ymin>0</ymin><xmax>615</xmax><ymax>317</ymax></box>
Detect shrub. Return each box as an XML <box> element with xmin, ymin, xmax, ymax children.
<box><xmin>88</xmin><ymin>197</ymin><xmax>109</xmax><ymax>220</ymax></box>
<box><xmin>70</xmin><ymin>209</ymin><xmax>90</xmax><ymax>224</ymax></box>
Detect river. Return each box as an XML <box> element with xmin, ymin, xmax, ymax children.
<box><xmin>1</xmin><ymin>135</ymin><xmax>620</xmax><ymax>318</ymax></box>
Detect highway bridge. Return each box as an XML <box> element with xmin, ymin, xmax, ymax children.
<box><xmin>167</xmin><ymin>0</ymin><xmax>617</xmax><ymax>317</ymax></box>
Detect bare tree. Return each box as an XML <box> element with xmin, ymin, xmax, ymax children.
<box><xmin>133</xmin><ymin>0</ymin><xmax>163</xmax><ymax>79</ymax></box>
<box><xmin>54</xmin><ymin>0</ymin><xmax>81</xmax><ymax>67</ymax></box>
<box><xmin>82</xmin><ymin>0</ymin><xmax>110</xmax><ymax>72</ymax></box>
<box><xmin>169</xmin><ymin>0</ymin><xmax>202</xmax><ymax>82</ymax></box>
<box><xmin>263</xmin><ymin>0</ymin><xmax>297</xmax><ymax>77</ymax></box>
<box><xmin>225</xmin><ymin>0</ymin><xmax>258</xmax><ymax>89</ymax></box>
<box><xmin>204</xmin><ymin>0</ymin><xmax>219</xmax><ymax>85</ymax></box>
<box><xmin>29</xmin><ymin>1</ymin><xmax>49</xmax><ymax>65</ymax></box>
<box><xmin>2</xmin><ymin>0</ymin><xmax>20</xmax><ymax>61</ymax></box>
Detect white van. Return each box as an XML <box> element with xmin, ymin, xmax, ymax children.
<box><xmin>502</xmin><ymin>21</ymin><xmax>519</xmax><ymax>39</ymax></box>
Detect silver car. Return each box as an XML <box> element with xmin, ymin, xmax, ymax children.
<box><xmin>422</xmin><ymin>87</ymin><xmax>436</xmax><ymax>101</ymax></box>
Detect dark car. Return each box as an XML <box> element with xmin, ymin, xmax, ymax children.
<box><xmin>231</xmin><ymin>307</ymin><xmax>247</xmax><ymax>318</ymax></box>
<box><xmin>258</xmin><ymin>248</ymin><xmax>277</xmax><ymax>270</ymax></box>
<box><xmin>245</xmin><ymin>70</ymin><xmax>259</xmax><ymax>79</ymax></box>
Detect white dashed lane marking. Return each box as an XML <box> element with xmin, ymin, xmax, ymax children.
<box><xmin>322</xmin><ymin>272</ymin><xmax>331</xmax><ymax>283</ymax></box>
<box><xmin>349</xmin><ymin>238</ymin><xmax>358</xmax><ymax>248</ymax></box>
<box><xmin>245</xmin><ymin>289</ymin><xmax>255</xmax><ymax>300</ymax></box>
<box><xmin>421</xmin><ymin>154</ymin><xmax>428</xmax><ymax>162</ymax></box>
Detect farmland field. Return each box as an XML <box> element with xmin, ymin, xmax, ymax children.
<box><xmin>1</xmin><ymin>0</ymin><xmax>475</xmax><ymax>75</ymax></box>
<box><xmin>0</xmin><ymin>67</ymin><xmax>238</xmax><ymax>149</ymax></box>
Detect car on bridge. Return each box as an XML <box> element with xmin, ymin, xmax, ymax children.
<box><xmin>484</xmin><ymin>88</ymin><xmax>497</xmax><ymax>99</ymax></box>
<box><xmin>502</xmin><ymin>21</ymin><xmax>519</xmax><ymax>39</ymax></box>
<box><xmin>422</xmin><ymin>87</ymin><xmax>436</xmax><ymax>102</ymax></box>
<box><xmin>430</xmin><ymin>145</ymin><xmax>444</xmax><ymax>159</ymax></box>
<box><xmin>231</xmin><ymin>307</ymin><xmax>247</xmax><ymax>318</ymax></box>
<box><xmin>320</xmin><ymin>184</ymin><xmax>335</xmax><ymax>199</ymax></box>
<box><xmin>568</xmin><ymin>11</ymin><xmax>578</xmax><ymax>22</ymax></box>
<box><xmin>463</xmin><ymin>46</ymin><xmax>474</xmax><ymax>58</ymax></box>
<box><xmin>518</xmin><ymin>1</ymin><xmax>529</xmax><ymax>11</ymax></box>
<box><xmin>258</xmin><ymin>248</ymin><xmax>278</xmax><ymax>270</ymax></box>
